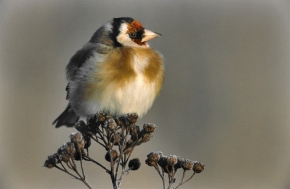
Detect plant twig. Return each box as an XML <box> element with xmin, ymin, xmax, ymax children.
<box><xmin>83</xmin><ymin>154</ymin><xmax>110</xmax><ymax>173</ymax></box>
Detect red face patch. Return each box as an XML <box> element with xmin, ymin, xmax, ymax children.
<box><xmin>126</xmin><ymin>20</ymin><xmax>144</xmax><ymax>33</ymax></box>
<box><xmin>126</xmin><ymin>20</ymin><xmax>146</xmax><ymax>46</ymax></box>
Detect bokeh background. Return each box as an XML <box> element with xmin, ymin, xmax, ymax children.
<box><xmin>1</xmin><ymin>0</ymin><xmax>290</xmax><ymax>188</ymax></box>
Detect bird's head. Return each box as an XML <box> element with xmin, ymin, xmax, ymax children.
<box><xmin>113</xmin><ymin>17</ymin><xmax>161</xmax><ymax>47</ymax></box>
<box><xmin>90</xmin><ymin>17</ymin><xmax>161</xmax><ymax>48</ymax></box>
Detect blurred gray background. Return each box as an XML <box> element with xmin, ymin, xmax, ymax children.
<box><xmin>1</xmin><ymin>0</ymin><xmax>290</xmax><ymax>188</ymax></box>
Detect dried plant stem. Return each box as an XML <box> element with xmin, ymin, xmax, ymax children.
<box><xmin>166</xmin><ymin>165</ymin><xmax>175</xmax><ymax>189</ymax></box>
<box><xmin>109</xmin><ymin>154</ymin><xmax>118</xmax><ymax>189</ymax></box>
<box><xmin>154</xmin><ymin>165</ymin><xmax>165</xmax><ymax>189</ymax></box>
<box><xmin>174</xmin><ymin>172</ymin><xmax>196</xmax><ymax>189</ymax></box>
<box><xmin>111</xmin><ymin>174</ymin><xmax>118</xmax><ymax>189</ymax></box>
<box><xmin>176</xmin><ymin>170</ymin><xmax>187</xmax><ymax>188</ymax></box>
<box><xmin>110</xmin><ymin>168</ymin><xmax>120</xmax><ymax>189</ymax></box>
<box><xmin>116</xmin><ymin>168</ymin><xmax>130</xmax><ymax>188</ymax></box>
<box><xmin>54</xmin><ymin>164</ymin><xmax>93</xmax><ymax>189</ymax></box>
<box><xmin>167</xmin><ymin>174</ymin><xmax>172</xmax><ymax>189</ymax></box>
<box><xmin>83</xmin><ymin>154</ymin><xmax>110</xmax><ymax>173</ymax></box>
<box><xmin>115</xmin><ymin>158</ymin><xmax>121</xmax><ymax>180</ymax></box>
<box><xmin>74</xmin><ymin>141</ymin><xmax>85</xmax><ymax>178</ymax></box>
<box><xmin>54</xmin><ymin>164</ymin><xmax>78</xmax><ymax>180</ymax></box>
<box><xmin>90</xmin><ymin>135</ymin><xmax>107</xmax><ymax>149</ymax></box>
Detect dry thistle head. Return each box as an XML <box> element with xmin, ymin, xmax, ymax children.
<box><xmin>147</xmin><ymin>151</ymin><xmax>162</xmax><ymax>162</ymax></box>
<box><xmin>143</xmin><ymin>123</ymin><xmax>157</xmax><ymax>133</ymax></box>
<box><xmin>127</xmin><ymin>113</ymin><xmax>138</xmax><ymax>123</ymax></box>
<box><xmin>157</xmin><ymin>155</ymin><xmax>168</xmax><ymax>171</ymax></box>
<box><xmin>69</xmin><ymin>132</ymin><xmax>83</xmax><ymax>143</ymax></box>
<box><xmin>128</xmin><ymin>158</ymin><xmax>141</xmax><ymax>171</ymax></box>
<box><xmin>105</xmin><ymin>150</ymin><xmax>118</xmax><ymax>162</ymax></box>
<box><xmin>95</xmin><ymin>112</ymin><xmax>107</xmax><ymax>122</ymax></box>
<box><xmin>193</xmin><ymin>161</ymin><xmax>205</xmax><ymax>173</ymax></box>
<box><xmin>69</xmin><ymin>132</ymin><xmax>84</xmax><ymax>151</ymax></box>
<box><xmin>145</xmin><ymin>159</ymin><xmax>157</xmax><ymax>167</ymax></box>
<box><xmin>44</xmin><ymin>154</ymin><xmax>59</xmax><ymax>168</ymax></box>
<box><xmin>174</xmin><ymin>156</ymin><xmax>185</xmax><ymax>170</ymax></box>
<box><xmin>61</xmin><ymin>142</ymin><xmax>76</xmax><ymax>157</ymax></box>
<box><xmin>74</xmin><ymin>120</ymin><xmax>87</xmax><ymax>133</ymax></box>
<box><xmin>58</xmin><ymin>147</ymin><xmax>71</xmax><ymax>163</ymax></box>
<box><xmin>104</xmin><ymin>118</ymin><xmax>117</xmax><ymax>131</ymax></box>
<box><xmin>181</xmin><ymin>159</ymin><xmax>194</xmax><ymax>170</ymax></box>
<box><xmin>130</xmin><ymin>125</ymin><xmax>140</xmax><ymax>141</ymax></box>
<box><xmin>167</xmin><ymin>155</ymin><xmax>178</xmax><ymax>166</ymax></box>
<box><xmin>116</xmin><ymin>116</ymin><xmax>127</xmax><ymax>128</ymax></box>
<box><xmin>145</xmin><ymin>151</ymin><xmax>162</xmax><ymax>167</ymax></box>
<box><xmin>140</xmin><ymin>133</ymin><xmax>152</xmax><ymax>144</ymax></box>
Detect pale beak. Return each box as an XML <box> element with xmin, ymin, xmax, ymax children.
<box><xmin>141</xmin><ymin>29</ymin><xmax>162</xmax><ymax>42</ymax></box>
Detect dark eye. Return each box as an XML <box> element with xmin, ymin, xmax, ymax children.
<box><xmin>129</xmin><ymin>32</ymin><xmax>137</xmax><ymax>38</ymax></box>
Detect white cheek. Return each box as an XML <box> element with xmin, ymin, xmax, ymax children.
<box><xmin>116</xmin><ymin>34</ymin><xmax>131</xmax><ymax>46</ymax></box>
<box><xmin>116</xmin><ymin>23</ymin><xmax>140</xmax><ymax>47</ymax></box>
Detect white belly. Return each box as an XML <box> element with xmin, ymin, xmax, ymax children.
<box><xmin>73</xmin><ymin>72</ymin><xmax>157</xmax><ymax>118</ymax></box>
<box><xmin>99</xmin><ymin>74</ymin><xmax>156</xmax><ymax>117</ymax></box>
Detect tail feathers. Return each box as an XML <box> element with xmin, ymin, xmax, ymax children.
<box><xmin>53</xmin><ymin>105</ymin><xmax>80</xmax><ymax>128</ymax></box>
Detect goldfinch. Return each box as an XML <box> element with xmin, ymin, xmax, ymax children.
<box><xmin>53</xmin><ymin>17</ymin><xmax>164</xmax><ymax>128</ymax></box>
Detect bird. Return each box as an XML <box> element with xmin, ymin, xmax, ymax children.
<box><xmin>53</xmin><ymin>17</ymin><xmax>164</xmax><ymax>128</ymax></box>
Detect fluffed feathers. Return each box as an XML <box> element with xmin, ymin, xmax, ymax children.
<box><xmin>53</xmin><ymin>17</ymin><xmax>163</xmax><ymax>127</ymax></box>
